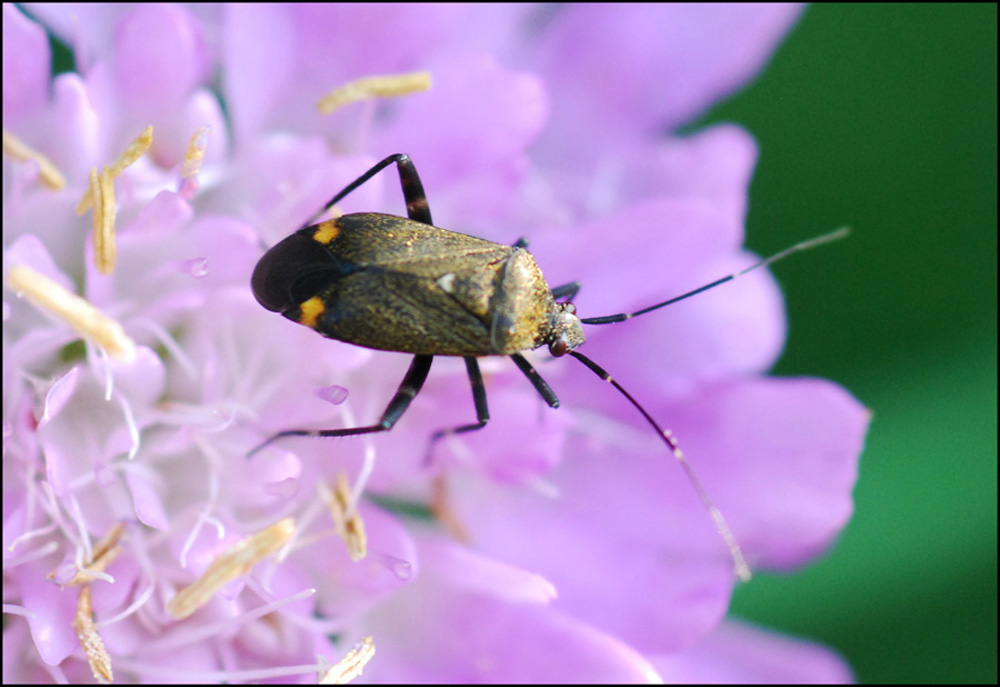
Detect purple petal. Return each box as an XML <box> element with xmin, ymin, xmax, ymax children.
<box><xmin>39</xmin><ymin>367</ymin><xmax>80</xmax><ymax>427</ymax></box>
<box><xmin>374</xmin><ymin>56</ymin><xmax>548</xmax><ymax>234</ymax></box>
<box><xmin>449</xmin><ymin>442</ymin><xmax>736</xmax><ymax>653</ymax></box>
<box><xmin>432</xmin><ymin>368</ymin><xmax>575</xmax><ymax>484</ymax></box>
<box><xmin>90</xmin><ymin>549</ymin><xmax>142</xmax><ymax>612</ymax></box>
<box><xmin>3</xmin><ymin>5</ymin><xmax>50</xmax><ymax>125</ymax></box>
<box><xmin>4</xmin><ymin>234</ymin><xmax>74</xmax><ymax>293</ymax></box>
<box><xmin>20</xmin><ymin>4</ymin><xmax>133</xmax><ymax>66</ymax></box>
<box><xmin>289</xmin><ymin>5</ymin><xmax>471</xmax><ymax>78</ymax></box>
<box><xmin>302</xmin><ymin>501</ymin><xmax>419</xmax><ymax>622</ymax></box>
<box><xmin>619</xmin><ymin>124</ymin><xmax>760</xmax><ymax>224</ymax></box>
<box><xmin>113</xmin><ymin>5</ymin><xmax>210</xmax><ymax>115</ymax></box>
<box><xmin>533</xmin><ymin>198</ymin><xmax>743</xmax><ymax>316</ymax></box>
<box><xmin>362</xmin><ymin>537</ymin><xmax>661</xmax><ymax>682</ymax></box>
<box><xmin>52</xmin><ymin>73</ymin><xmax>102</xmax><ymax>179</ymax></box>
<box><xmin>126</xmin><ymin>470</ymin><xmax>170</xmax><ymax>530</ymax></box>
<box><xmin>221</xmin><ymin>5</ymin><xmax>297</xmax><ymax>142</ymax></box>
<box><xmin>577</xmin><ymin>247</ymin><xmax>787</xmax><ymax>401</ymax></box>
<box><xmin>21</xmin><ymin>562</ymin><xmax>78</xmax><ymax>666</ymax></box>
<box><xmin>536</xmin><ymin>4</ymin><xmax>805</xmax><ymax>137</ymax></box>
<box><xmin>108</xmin><ymin>345</ymin><xmax>166</xmax><ymax>407</ymax></box>
<box><xmin>650</xmin><ymin>619</ymin><xmax>854</xmax><ymax>683</ymax></box>
<box><xmin>645</xmin><ymin>377</ymin><xmax>868</xmax><ymax>570</ymax></box>
<box><xmin>420</xmin><ymin>537</ymin><xmax>557</xmax><ymax>604</ymax></box>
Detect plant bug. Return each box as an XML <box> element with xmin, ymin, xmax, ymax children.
<box><xmin>250</xmin><ymin>153</ymin><xmax>847</xmax><ymax>580</ymax></box>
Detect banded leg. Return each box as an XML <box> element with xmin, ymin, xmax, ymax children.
<box><xmin>300</xmin><ymin>153</ymin><xmax>433</xmax><ymax>228</ymax></box>
<box><xmin>510</xmin><ymin>353</ymin><xmax>560</xmax><ymax>408</ymax></box>
<box><xmin>249</xmin><ymin>354</ymin><xmax>434</xmax><ymax>456</ymax></box>
<box><xmin>425</xmin><ymin>357</ymin><xmax>491</xmax><ymax>463</ymax></box>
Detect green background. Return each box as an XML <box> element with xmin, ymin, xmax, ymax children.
<box><xmin>697</xmin><ymin>4</ymin><xmax>996</xmax><ymax>683</ymax></box>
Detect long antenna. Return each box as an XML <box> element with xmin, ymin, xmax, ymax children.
<box><xmin>581</xmin><ymin>227</ymin><xmax>849</xmax><ymax>325</ymax></box>
<box><xmin>567</xmin><ymin>349</ymin><xmax>752</xmax><ymax>582</ymax></box>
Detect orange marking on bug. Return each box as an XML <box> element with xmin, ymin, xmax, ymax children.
<box><xmin>298</xmin><ymin>297</ymin><xmax>326</xmax><ymax>328</ymax></box>
<box><xmin>312</xmin><ymin>221</ymin><xmax>341</xmax><ymax>245</ymax></box>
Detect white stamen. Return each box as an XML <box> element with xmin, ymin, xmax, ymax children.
<box><xmin>54</xmin><ymin>522</ymin><xmax>125</xmax><ymax>587</ymax></box>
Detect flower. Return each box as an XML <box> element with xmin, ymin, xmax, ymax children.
<box><xmin>4</xmin><ymin>4</ymin><xmax>867</xmax><ymax>683</ymax></box>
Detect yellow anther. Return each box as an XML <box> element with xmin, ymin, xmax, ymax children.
<box><xmin>2</xmin><ymin>130</ymin><xmax>67</xmax><ymax>190</ymax></box>
<box><xmin>91</xmin><ymin>167</ymin><xmax>117</xmax><ymax>275</ymax></box>
<box><xmin>5</xmin><ymin>265</ymin><xmax>137</xmax><ymax>363</ymax></box>
<box><xmin>318</xmin><ymin>72</ymin><xmax>432</xmax><ymax>115</ymax></box>
<box><xmin>166</xmin><ymin>519</ymin><xmax>295</xmax><ymax>620</ymax></box>
<box><xmin>74</xmin><ymin>585</ymin><xmax>113</xmax><ymax>684</ymax></box>
<box><xmin>181</xmin><ymin>125</ymin><xmax>210</xmax><ymax>180</ymax></box>
<box><xmin>321</xmin><ymin>475</ymin><xmax>368</xmax><ymax>562</ymax></box>
<box><xmin>319</xmin><ymin>636</ymin><xmax>375</xmax><ymax>684</ymax></box>
<box><xmin>77</xmin><ymin>125</ymin><xmax>153</xmax><ymax>215</ymax></box>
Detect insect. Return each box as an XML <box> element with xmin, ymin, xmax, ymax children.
<box><xmin>250</xmin><ymin>153</ymin><xmax>847</xmax><ymax>579</ymax></box>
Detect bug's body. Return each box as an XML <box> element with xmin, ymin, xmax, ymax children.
<box><xmin>252</xmin><ymin>212</ymin><xmax>584</xmax><ymax>357</ymax></box>
<box><xmin>250</xmin><ymin>153</ymin><xmax>845</xmax><ymax>581</ymax></box>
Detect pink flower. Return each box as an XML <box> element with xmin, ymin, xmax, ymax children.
<box><xmin>4</xmin><ymin>4</ymin><xmax>867</xmax><ymax>683</ymax></box>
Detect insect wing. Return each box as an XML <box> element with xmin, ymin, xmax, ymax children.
<box><xmin>295</xmin><ymin>213</ymin><xmax>515</xmax><ymax>356</ymax></box>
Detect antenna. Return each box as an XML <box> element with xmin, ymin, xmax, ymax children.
<box><xmin>570</xmin><ymin>227</ymin><xmax>850</xmax><ymax>581</ymax></box>
<box><xmin>581</xmin><ymin>227</ymin><xmax>849</xmax><ymax>325</ymax></box>
<box><xmin>568</xmin><ymin>349</ymin><xmax>751</xmax><ymax>582</ymax></box>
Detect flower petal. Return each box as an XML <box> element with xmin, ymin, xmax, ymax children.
<box><xmin>113</xmin><ymin>5</ymin><xmax>210</xmax><ymax>115</ymax></box>
<box><xmin>362</xmin><ymin>537</ymin><xmax>662</xmax><ymax>682</ymax></box>
<box><xmin>647</xmin><ymin>377</ymin><xmax>868</xmax><ymax>570</ymax></box>
<box><xmin>3</xmin><ymin>5</ymin><xmax>51</xmax><ymax>125</ymax></box>
<box><xmin>650</xmin><ymin>619</ymin><xmax>854</xmax><ymax>683</ymax></box>
<box><xmin>535</xmin><ymin>4</ymin><xmax>805</xmax><ymax>137</ymax></box>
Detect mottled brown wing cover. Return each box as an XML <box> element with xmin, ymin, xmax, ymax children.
<box><xmin>304</xmin><ymin>213</ymin><xmax>553</xmax><ymax>356</ymax></box>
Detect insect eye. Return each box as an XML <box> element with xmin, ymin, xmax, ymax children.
<box><xmin>549</xmin><ymin>338</ymin><xmax>568</xmax><ymax>357</ymax></box>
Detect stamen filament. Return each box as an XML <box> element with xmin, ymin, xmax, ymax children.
<box><xmin>57</xmin><ymin>522</ymin><xmax>125</xmax><ymax>587</ymax></box>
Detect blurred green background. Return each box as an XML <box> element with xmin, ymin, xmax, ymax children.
<box><xmin>696</xmin><ymin>4</ymin><xmax>996</xmax><ymax>683</ymax></box>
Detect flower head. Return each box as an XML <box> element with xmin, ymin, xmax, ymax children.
<box><xmin>4</xmin><ymin>5</ymin><xmax>867</xmax><ymax>683</ymax></box>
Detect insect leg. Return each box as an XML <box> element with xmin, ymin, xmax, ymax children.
<box><xmin>425</xmin><ymin>357</ymin><xmax>491</xmax><ymax>463</ymax></box>
<box><xmin>300</xmin><ymin>153</ymin><xmax>433</xmax><ymax>228</ymax></box>
<box><xmin>248</xmin><ymin>354</ymin><xmax>434</xmax><ymax>456</ymax></box>
<box><xmin>550</xmin><ymin>281</ymin><xmax>581</xmax><ymax>302</ymax></box>
<box><xmin>510</xmin><ymin>353</ymin><xmax>560</xmax><ymax>408</ymax></box>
